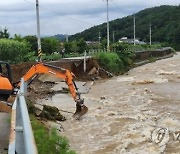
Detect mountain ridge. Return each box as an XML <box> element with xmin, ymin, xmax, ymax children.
<box><xmin>69</xmin><ymin>5</ymin><xmax>180</xmax><ymax>49</ymax></box>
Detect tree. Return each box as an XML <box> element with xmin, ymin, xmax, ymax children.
<box><xmin>0</xmin><ymin>27</ymin><xmax>10</xmax><ymax>39</ymax></box>
<box><xmin>23</xmin><ymin>35</ymin><xmax>38</xmax><ymax>53</ymax></box>
<box><xmin>101</xmin><ymin>39</ymin><xmax>107</xmax><ymax>49</ymax></box>
<box><xmin>14</xmin><ymin>34</ymin><xmax>24</xmax><ymax>42</ymax></box>
<box><xmin>64</xmin><ymin>42</ymin><xmax>72</xmax><ymax>53</ymax></box>
<box><xmin>0</xmin><ymin>39</ymin><xmax>31</xmax><ymax>63</ymax></box>
<box><xmin>76</xmin><ymin>38</ymin><xmax>87</xmax><ymax>53</ymax></box>
<box><xmin>41</xmin><ymin>37</ymin><xmax>61</xmax><ymax>54</ymax></box>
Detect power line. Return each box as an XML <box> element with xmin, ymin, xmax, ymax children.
<box><xmin>111</xmin><ymin>0</ymin><xmax>121</xmax><ymax>12</ymax></box>
<box><xmin>23</xmin><ymin>0</ymin><xmax>34</xmax><ymax>5</ymax></box>
<box><xmin>23</xmin><ymin>0</ymin><xmax>93</xmax><ymax>26</ymax></box>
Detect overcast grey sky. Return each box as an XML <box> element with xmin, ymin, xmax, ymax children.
<box><xmin>0</xmin><ymin>0</ymin><xmax>179</xmax><ymax>36</ymax></box>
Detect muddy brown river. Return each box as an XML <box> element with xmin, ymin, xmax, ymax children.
<box><xmin>39</xmin><ymin>53</ymin><xmax>180</xmax><ymax>154</ymax></box>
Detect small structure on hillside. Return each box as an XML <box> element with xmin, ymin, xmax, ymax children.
<box><xmin>119</xmin><ymin>37</ymin><xmax>146</xmax><ymax>45</ymax></box>
<box><xmin>86</xmin><ymin>41</ymin><xmax>100</xmax><ymax>46</ymax></box>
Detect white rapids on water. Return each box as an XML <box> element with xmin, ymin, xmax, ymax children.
<box><xmin>38</xmin><ymin>53</ymin><xmax>180</xmax><ymax>154</ymax></box>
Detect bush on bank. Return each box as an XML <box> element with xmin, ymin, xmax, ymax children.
<box><xmin>94</xmin><ymin>51</ymin><xmax>134</xmax><ymax>74</ymax></box>
<box><xmin>30</xmin><ymin>115</ymin><xmax>76</xmax><ymax>154</ymax></box>
<box><xmin>95</xmin><ymin>52</ymin><xmax>124</xmax><ymax>74</ymax></box>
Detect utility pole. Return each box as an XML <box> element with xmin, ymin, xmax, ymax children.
<box><xmin>105</xmin><ymin>0</ymin><xmax>110</xmax><ymax>51</ymax></box>
<box><xmin>133</xmin><ymin>15</ymin><xmax>136</xmax><ymax>46</ymax></box>
<box><xmin>113</xmin><ymin>30</ymin><xmax>115</xmax><ymax>43</ymax></box>
<box><xmin>36</xmin><ymin>0</ymin><xmax>42</xmax><ymax>62</ymax></box>
<box><xmin>98</xmin><ymin>32</ymin><xmax>101</xmax><ymax>44</ymax></box>
<box><xmin>149</xmin><ymin>23</ymin><xmax>152</xmax><ymax>46</ymax></box>
<box><xmin>66</xmin><ymin>33</ymin><xmax>68</xmax><ymax>42</ymax></box>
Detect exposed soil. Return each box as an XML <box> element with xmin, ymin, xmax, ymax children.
<box><xmin>11</xmin><ymin>59</ymin><xmax>100</xmax><ymax>81</ymax></box>
<box><xmin>11</xmin><ymin>58</ymin><xmax>109</xmax><ymax>83</ymax></box>
<box><xmin>9</xmin><ymin>58</ymin><xmax>107</xmax><ymax>104</ymax></box>
<box><xmin>11</xmin><ymin>61</ymin><xmax>35</xmax><ymax>82</ymax></box>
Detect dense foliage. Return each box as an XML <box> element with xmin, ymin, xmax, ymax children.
<box><xmin>0</xmin><ymin>39</ymin><xmax>31</xmax><ymax>63</ymax></box>
<box><xmin>23</xmin><ymin>35</ymin><xmax>38</xmax><ymax>52</ymax></box>
<box><xmin>23</xmin><ymin>35</ymin><xmax>62</xmax><ymax>54</ymax></box>
<box><xmin>70</xmin><ymin>5</ymin><xmax>180</xmax><ymax>50</ymax></box>
<box><xmin>64</xmin><ymin>38</ymin><xmax>87</xmax><ymax>53</ymax></box>
<box><xmin>41</xmin><ymin>37</ymin><xmax>61</xmax><ymax>54</ymax></box>
<box><xmin>95</xmin><ymin>51</ymin><xmax>134</xmax><ymax>74</ymax></box>
<box><xmin>0</xmin><ymin>34</ymin><xmax>64</xmax><ymax>63</ymax></box>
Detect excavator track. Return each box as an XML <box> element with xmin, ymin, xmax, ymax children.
<box><xmin>0</xmin><ymin>96</ymin><xmax>14</xmax><ymax>113</ymax></box>
<box><xmin>0</xmin><ymin>101</ymin><xmax>11</xmax><ymax>113</ymax></box>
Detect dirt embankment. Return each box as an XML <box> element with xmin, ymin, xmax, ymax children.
<box><xmin>10</xmin><ymin>59</ymin><xmax>108</xmax><ymax>103</ymax></box>
<box><xmin>11</xmin><ymin>59</ymin><xmax>104</xmax><ymax>82</ymax></box>
<box><xmin>11</xmin><ymin>61</ymin><xmax>35</xmax><ymax>82</ymax></box>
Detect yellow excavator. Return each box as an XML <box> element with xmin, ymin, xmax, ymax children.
<box><xmin>0</xmin><ymin>61</ymin><xmax>88</xmax><ymax>119</ymax></box>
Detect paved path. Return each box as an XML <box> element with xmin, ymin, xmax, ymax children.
<box><xmin>0</xmin><ymin>113</ymin><xmax>10</xmax><ymax>154</ymax></box>
<box><xmin>63</xmin><ymin>56</ymin><xmax>91</xmax><ymax>60</ymax></box>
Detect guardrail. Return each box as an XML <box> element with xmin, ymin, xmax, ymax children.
<box><xmin>8</xmin><ymin>79</ymin><xmax>37</xmax><ymax>154</ymax></box>
<box><xmin>87</xmin><ymin>47</ymin><xmax>173</xmax><ymax>55</ymax></box>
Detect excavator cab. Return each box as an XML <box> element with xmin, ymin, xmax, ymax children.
<box><xmin>0</xmin><ymin>61</ymin><xmax>12</xmax><ymax>82</ymax></box>
<box><xmin>0</xmin><ymin>61</ymin><xmax>13</xmax><ymax>101</ymax></box>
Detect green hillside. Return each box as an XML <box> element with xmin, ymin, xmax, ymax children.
<box><xmin>70</xmin><ymin>5</ymin><xmax>180</xmax><ymax>50</ymax></box>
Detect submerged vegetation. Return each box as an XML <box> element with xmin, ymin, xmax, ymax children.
<box><xmin>30</xmin><ymin>115</ymin><xmax>76</xmax><ymax>154</ymax></box>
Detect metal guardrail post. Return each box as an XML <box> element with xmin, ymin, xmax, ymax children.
<box><xmin>8</xmin><ymin>79</ymin><xmax>37</xmax><ymax>154</ymax></box>
<box><xmin>8</xmin><ymin>99</ymin><xmax>16</xmax><ymax>154</ymax></box>
<box><xmin>84</xmin><ymin>50</ymin><xmax>87</xmax><ymax>72</ymax></box>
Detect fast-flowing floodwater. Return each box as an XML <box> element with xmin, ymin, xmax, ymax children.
<box><xmin>40</xmin><ymin>53</ymin><xmax>180</xmax><ymax>154</ymax></box>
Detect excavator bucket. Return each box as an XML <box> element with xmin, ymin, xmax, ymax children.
<box><xmin>73</xmin><ymin>105</ymin><xmax>88</xmax><ymax>120</ymax></box>
<box><xmin>73</xmin><ymin>100</ymin><xmax>88</xmax><ymax>120</ymax></box>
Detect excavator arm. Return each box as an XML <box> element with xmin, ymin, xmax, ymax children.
<box><xmin>17</xmin><ymin>63</ymin><xmax>88</xmax><ymax>119</ymax></box>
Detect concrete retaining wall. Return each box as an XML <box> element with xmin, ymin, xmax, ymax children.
<box><xmin>134</xmin><ymin>47</ymin><xmax>174</xmax><ymax>62</ymax></box>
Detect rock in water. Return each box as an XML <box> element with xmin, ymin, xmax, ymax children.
<box><xmin>39</xmin><ymin>105</ymin><xmax>66</xmax><ymax>121</ymax></box>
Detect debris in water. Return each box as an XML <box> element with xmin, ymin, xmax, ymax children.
<box><xmin>100</xmin><ymin>96</ymin><xmax>106</xmax><ymax>100</ymax></box>
<box><xmin>39</xmin><ymin>105</ymin><xmax>66</xmax><ymax>121</ymax></box>
<box><xmin>132</xmin><ymin>80</ymin><xmax>154</xmax><ymax>85</ymax></box>
<box><xmin>156</xmin><ymin>70</ymin><xmax>177</xmax><ymax>75</ymax></box>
